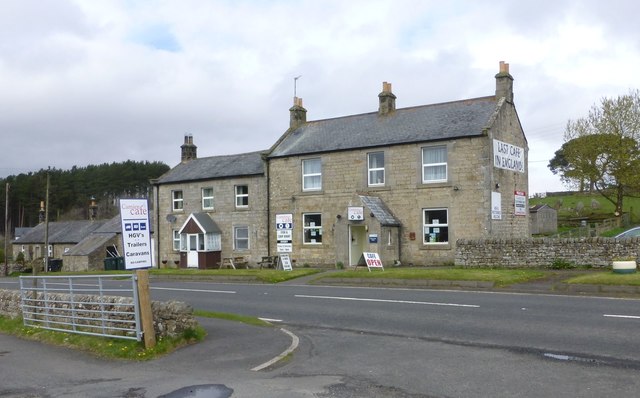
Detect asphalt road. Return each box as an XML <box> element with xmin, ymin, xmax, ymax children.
<box><xmin>2</xmin><ymin>278</ymin><xmax>640</xmax><ymax>397</ymax></box>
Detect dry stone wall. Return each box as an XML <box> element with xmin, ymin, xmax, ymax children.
<box><xmin>0</xmin><ymin>289</ymin><xmax>198</xmax><ymax>340</ymax></box>
<box><xmin>456</xmin><ymin>237</ymin><xmax>640</xmax><ymax>268</ymax></box>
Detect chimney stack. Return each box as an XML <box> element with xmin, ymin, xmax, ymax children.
<box><xmin>289</xmin><ymin>97</ymin><xmax>307</xmax><ymax>129</ymax></box>
<box><xmin>181</xmin><ymin>134</ymin><xmax>197</xmax><ymax>163</ymax></box>
<box><xmin>378</xmin><ymin>82</ymin><xmax>396</xmax><ymax>116</ymax></box>
<box><xmin>495</xmin><ymin>61</ymin><xmax>514</xmax><ymax>103</ymax></box>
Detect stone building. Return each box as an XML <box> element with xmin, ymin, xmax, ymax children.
<box><xmin>529</xmin><ymin>204</ymin><xmax>557</xmax><ymax>235</ymax></box>
<box><xmin>153</xmin><ymin>62</ymin><xmax>529</xmax><ymax>267</ymax></box>
<box><xmin>267</xmin><ymin>62</ymin><xmax>528</xmax><ymax>266</ymax></box>
<box><xmin>152</xmin><ymin>136</ymin><xmax>269</xmax><ymax>268</ymax></box>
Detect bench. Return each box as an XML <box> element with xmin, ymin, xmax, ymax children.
<box><xmin>257</xmin><ymin>256</ymin><xmax>279</xmax><ymax>269</ymax></box>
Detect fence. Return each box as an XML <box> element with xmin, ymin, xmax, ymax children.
<box><xmin>19</xmin><ymin>274</ymin><xmax>142</xmax><ymax>341</ymax></box>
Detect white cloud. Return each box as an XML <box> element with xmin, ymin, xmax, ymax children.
<box><xmin>1</xmin><ymin>0</ymin><xmax>639</xmax><ymax>196</ymax></box>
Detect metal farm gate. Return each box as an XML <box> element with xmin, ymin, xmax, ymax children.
<box><xmin>19</xmin><ymin>274</ymin><xmax>142</xmax><ymax>341</ymax></box>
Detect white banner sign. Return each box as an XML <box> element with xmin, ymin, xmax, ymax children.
<box><xmin>277</xmin><ymin>243</ymin><xmax>292</xmax><ymax>253</ymax></box>
<box><xmin>493</xmin><ymin>139</ymin><xmax>525</xmax><ymax>173</ymax></box>
<box><xmin>119</xmin><ymin>199</ymin><xmax>153</xmax><ymax>270</ymax></box>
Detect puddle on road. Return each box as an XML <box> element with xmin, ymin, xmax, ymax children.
<box><xmin>158</xmin><ymin>384</ymin><xmax>233</xmax><ymax>398</ymax></box>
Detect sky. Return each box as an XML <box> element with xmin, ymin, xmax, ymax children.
<box><xmin>1</xmin><ymin>0</ymin><xmax>639</xmax><ymax>195</ymax></box>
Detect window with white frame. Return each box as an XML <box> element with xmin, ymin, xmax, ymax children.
<box><xmin>234</xmin><ymin>226</ymin><xmax>249</xmax><ymax>250</ymax></box>
<box><xmin>423</xmin><ymin>208</ymin><xmax>449</xmax><ymax>244</ymax></box>
<box><xmin>173</xmin><ymin>230</ymin><xmax>180</xmax><ymax>251</ymax></box>
<box><xmin>368</xmin><ymin>151</ymin><xmax>385</xmax><ymax>186</ymax></box>
<box><xmin>202</xmin><ymin>187</ymin><xmax>214</xmax><ymax>210</ymax></box>
<box><xmin>235</xmin><ymin>185</ymin><xmax>248</xmax><ymax>208</ymax></box>
<box><xmin>303</xmin><ymin>213</ymin><xmax>322</xmax><ymax>244</ymax></box>
<box><xmin>422</xmin><ymin>145</ymin><xmax>447</xmax><ymax>183</ymax></box>
<box><xmin>302</xmin><ymin>158</ymin><xmax>322</xmax><ymax>191</ymax></box>
<box><xmin>172</xmin><ymin>190</ymin><xmax>184</xmax><ymax>211</ymax></box>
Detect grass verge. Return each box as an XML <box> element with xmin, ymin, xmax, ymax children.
<box><xmin>0</xmin><ymin>315</ymin><xmax>206</xmax><ymax>361</ymax></box>
<box><xmin>194</xmin><ymin>309</ymin><xmax>273</xmax><ymax>327</ymax></box>
<box><xmin>565</xmin><ymin>271</ymin><xmax>640</xmax><ymax>286</ymax></box>
<box><xmin>320</xmin><ymin>267</ymin><xmax>546</xmax><ymax>287</ymax></box>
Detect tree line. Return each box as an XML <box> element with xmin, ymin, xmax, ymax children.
<box><xmin>0</xmin><ymin>160</ymin><xmax>170</xmax><ymax>234</ymax></box>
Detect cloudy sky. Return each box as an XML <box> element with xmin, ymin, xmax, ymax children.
<box><xmin>1</xmin><ymin>0</ymin><xmax>639</xmax><ymax>195</ymax></box>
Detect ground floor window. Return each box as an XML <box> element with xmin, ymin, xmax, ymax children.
<box><xmin>173</xmin><ymin>230</ymin><xmax>180</xmax><ymax>251</ymax></box>
<box><xmin>303</xmin><ymin>213</ymin><xmax>322</xmax><ymax>244</ymax></box>
<box><xmin>234</xmin><ymin>226</ymin><xmax>249</xmax><ymax>250</ymax></box>
<box><xmin>423</xmin><ymin>208</ymin><xmax>448</xmax><ymax>244</ymax></box>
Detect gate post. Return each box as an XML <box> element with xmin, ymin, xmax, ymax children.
<box><xmin>136</xmin><ymin>269</ymin><xmax>156</xmax><ymax>348</ymax></box>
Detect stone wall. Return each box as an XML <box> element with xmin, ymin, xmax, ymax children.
<box><xmin>0</xmin><ymin>289</ymin><xmax>198</xmax><ymax>340</ymax></box>
<box><xmin>455</xmin><ymin>237</ymin><xmax>640</xmax><ymax>268</ymax></box>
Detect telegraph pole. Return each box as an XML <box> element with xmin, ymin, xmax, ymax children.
<box><xmin>43</xmin><ymin>171</ymin><xmax>50</xmax><ymax>274</ymax></box>
<box><xmin>3</xmin><ymin>182</ymin><xmax>8</xmax><ymax>277</ymax></box>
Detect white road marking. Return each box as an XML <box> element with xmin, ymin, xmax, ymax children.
<box><xmin>252</xmin><ymin>328</ymin><xmax>299</xmax><ymax>371</ymax></box>
<box><xmin>259</xmin><ymin>317</ymin><xmax>283</xmax><ymax>323</ymax></box>
<box><xmin>604</xmin><ymin>314</ymin><xmax>640</xmax><ymax>319</ymax></box>
<box><xmin>151</xmin><ymin>287</ymin><xmax>236</xmax><ymax>294</ymax></box>
<box><xmin>295</xmin><ymin>294</ymin><xmax>479</xmax><ymax>308</ymax></box>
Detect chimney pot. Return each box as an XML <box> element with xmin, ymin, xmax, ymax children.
<box><xmin>181</xmin><ymin>134</ymin><xmax>197</xmax><ymax>163</ymax></box>
<box><xmin>289</xmin><ymin>96</ymin><xmax>307</xmax><ymax>129</ymax></box>
<box><xmin>495</xmin><ymin>61</ymin><xmax>514</xmax><ymax>103</ymax></box>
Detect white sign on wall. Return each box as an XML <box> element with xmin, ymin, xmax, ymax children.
<box><xmin>276</xmin><ymin>213</ymin><xmax>293</xmax><ymax>254</ymax></box>
<box><xmin>347</xmin><ymin>206</ymin><xmax>364</xmax><ymax>220</ymax></box>
<box><xmin>491</xmin><ymin>192</ymin><xmax>502</xmax><ymax>220</ymax></box>
<box><xmin>514</xmin><ymin>191</ymin><xmax>527</xmax><ymax>216</ymax></box>
<box><xmin>493</xmin><ymin>139</ymin><xmax>525</xmax><ymax>173</ymax></box>
<box><xmin>119</xmin><ymin>199</ymin><xmax>153</xmax><ymax>270</ymax></box>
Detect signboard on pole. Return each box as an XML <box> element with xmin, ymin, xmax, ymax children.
<box><xmin>276</xmin><ymin>213</ymin><xmax>293</xmax><ymax>254</ymax></box>
<box><xmin>120</xmin><ymin>199</ymin><xmax>153</xmax><ymax>270</ymax></box>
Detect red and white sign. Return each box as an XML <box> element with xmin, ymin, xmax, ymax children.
<box><xmin>514</xmin><ymin>191</ymin><xmax>527</xmax><ymax>216</ymax></box>
<box><xmin>362</xmin><ymin>252</ymin><xmax>384</xmax><ymax>271</ymax></box>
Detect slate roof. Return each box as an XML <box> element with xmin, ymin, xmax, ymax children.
<box><xmin>179</xmin><ymin>212</ymin><xmax>222</xmax><ymax>234</ymax></box>
<box><xmin>155</xmin><ymin>150</ymin><xmax>266</xmax><ymax>184</ymax></box>
<box><xmin>14</xmin><ymin>221</ymin><xmax>106</xmax><ymax>244</ymax></box>
<box><xmin>359</xmin><ymin>195</ymin><xmax>402</xmax><ymax>227</ymax></box>
<box><xmin>64</xmin><ymin>233</ymin><xmax>117</xmax><ymax>256</ymax></box>
<box><xmin>269</xmin><ymin>96</ymin><xmax>498</xmax><ymax>158</ymax></box>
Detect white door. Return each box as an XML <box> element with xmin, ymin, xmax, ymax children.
<box><xmin>349</xmin><ymin>225</ymin><xmax>366</xmax><ymax>266</ymax></box>
<box><xmin>187</xmin><ymin>234</ymin><xmax>199</xmax><ymax>268</ymax></box>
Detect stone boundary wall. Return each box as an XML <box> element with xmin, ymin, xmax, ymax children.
<box><xmin>0</xmin><ymin>289</ymin><xmax>198</xmax><ymax>340</ymax></box>
<box><xmin>455</xmin><ymin>237</ymin><xmax>640</xmax><ymax>268</ymax></box>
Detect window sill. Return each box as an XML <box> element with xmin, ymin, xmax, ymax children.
<box><xmin>417</xmin><ymin>182</ymin><xmax>451</xmax><ymax>189</ymax></box>
<box><xmin>420</xmin><ymin>243</ymin><xmax>451</xmax><ymax>250</ymax></box>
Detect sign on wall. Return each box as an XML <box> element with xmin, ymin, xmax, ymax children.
<box><xmin>493</xmin><ymin>139</ymin><xmax>525</xmax><ymax>173</ymax></box>
<box><xmin>514</xmin><ymin>191</ymin><xmax>527</xmax><ymax>216</ymax></box>
<box><xmin>491</xmin><ymin>192</ymin><xmax>502</xmax><ymax>220</ymax></box>
<box><xmin>119</xmin><ymin>199</ymin><xmax>153</xmax><ymax>270</ymax></box>
<box><xmin>347</xmin><ymin>206</ymin><xmax>364</xmax><ymax>220</ymax></box>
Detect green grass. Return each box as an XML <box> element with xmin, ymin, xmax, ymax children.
<box><xmin>193</xmin><ymin>309</ymin><xmax>273</xmax><ymax>327</ymax></box>
<box><xmin>565</xmin><ymin>271</ymin><xmax>640</xmax><ymax>286</ymax></box>
<box><xmin>321</xmin><ymin>267</ymin><xmax>546</xmax><ymax>287</ymax></box>
<box><xmin>529</xmin><ymin>193</ymin><xmax>640</xmax><ymax>223</ymax></box>
<box><xmin>10</xmin><ymin>268</ymin><xmax>322</xmax><ymax>283</ymax></box>
<box><xmin>0</xmin><ymin>315</ymin><xmax>206</xmax><ymax>360</ymax></box>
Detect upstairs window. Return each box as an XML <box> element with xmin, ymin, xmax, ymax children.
<box><xmin>422</xmin><ymin>145</ymin><xmax>447</xmax><ymax>183</ymax></box>
<box><xmin>202</xmin><ymin>187</ymin><xmax>214</xmax><ymax>210</ymax></box>
<box><xmin>302</xmin><ymin>158</ymin><xmax>322</xmax><ymax>191</ymax></box>
<box><xmin>235</xmin><ymin>185</ymin><xmax>249</xmax><ymax>208</ymax></box>
<box><xmin>368</xmin><ymin>151</ymin><xmax>385</xmax><ymax>186</ymax></box>
<box><xmin>172</xmin><ymin>190</ymin><xmax>184</xmax><ymax>211</ymax></box>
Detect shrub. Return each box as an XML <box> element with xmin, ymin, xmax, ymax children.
<box><xmin>548</xmin><ymin>258</ymin><xmax>576</xmax><ymax>270</ymax></box>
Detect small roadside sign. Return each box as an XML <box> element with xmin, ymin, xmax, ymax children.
<box><xmin>358</xmin><ymin>252</ymin><xmax>384</xmax><ymax>272</ymax></box>
<box><xmin>279</xmin><ymin>253</ymin><xmax>293</xmax><ymax>271</ymax></box>
<box><xmin>120</xmin><ymin>199</ymin><xmax>153</xmax><ymax>270</ymax></box>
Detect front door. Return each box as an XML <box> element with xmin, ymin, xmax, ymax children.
<box><xmin>187</xmin><ymin>234</ymin><xmax>199</xmax><ymax>268</ymax></box>
<box><xmin>349</xmin><ymin>225</ymin><xmax>366</xmax><ymax>266</ymax></box>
